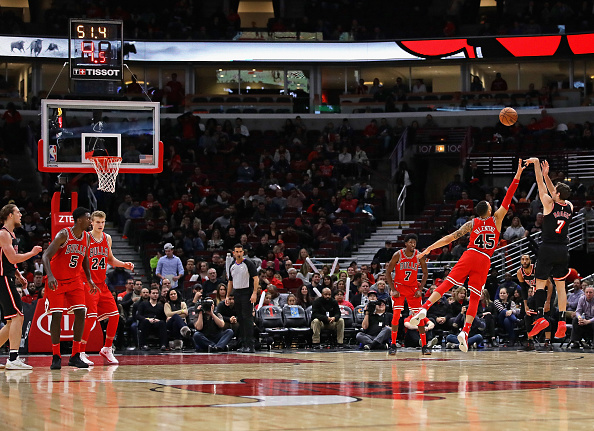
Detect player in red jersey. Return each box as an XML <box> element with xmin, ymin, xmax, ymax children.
<box><xmin>385</xmin><ymin>233</ymin><xmax>428</xmax><ymax>355</ymax></box>
<box><xmin>79</xmin><ymin>211</ymin><xmax>134</xmax><ymax>366</ymax></box>
<box><xmin>42</xmin><ymin>207</ymin><xmax>98</xmax><ymax>370</ymax></box>
<box><xmin>410</xmin><ymin>159</ymin><xmax>525</xmax><ymax>352</ymax></box>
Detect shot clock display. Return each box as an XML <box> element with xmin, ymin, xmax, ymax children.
<box><xmin>69</xmin><ymin>19</ymin><xmax>123</xmax><ymax>81</ymax></box>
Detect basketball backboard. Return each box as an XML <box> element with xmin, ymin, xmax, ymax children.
<box><xmin>39</xmin><ymin>99</ymin><xmax>163</xmax><ymax>173</ymax></box>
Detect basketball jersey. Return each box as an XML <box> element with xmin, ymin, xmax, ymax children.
<box><xmin>520</xmin><ymin>264</ymin><xmax>536</xmax><ymax>288</ymax></box>
<box><xmin>393</xmin><ymin>249</ymin><xmax>419</xmax><ymax>287</ymax></box>
<box><xmin>467</xmin><ymin>216</ymin><xmax>500</xmax><ymax>258</ymax></box>
<box><xmin>88</xmin><ymin>232</ymin><xmax>109</xmax><ymax>284</ymax></box>
<box><xmin>0</xmin><ymin>227</ymin><xmax>18</xmax><ymax>277</ymax></box>
<box><xmin>50</xmin><ymin>228</ymin><xmax>88</xmax><ymax>281</ymax></box>
<box><xmin>542</xmin><ymin>201</ymin><xmax>572</xmax><ymax>244</ymax></box>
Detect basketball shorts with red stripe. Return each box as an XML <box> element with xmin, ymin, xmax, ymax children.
<box><xmin>0</xmin><ymin>275</ymin><xmax>23</xmax><ymax>319</ymax></box>
<box><xmin>445</xmin><ymin>250</ymin><xmax>491</xmax><ymax>294</ymax></box>
<box><xmin>84</xmin><ymin>282</ymin><xmax>118</xmax><ymax>321</ymax></box>
<box><xmin>45</xmin><ymin>278</ymin><xmax>86</xmax><ymax>314</ymax></box>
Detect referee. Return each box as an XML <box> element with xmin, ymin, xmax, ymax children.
<box><xmin>227</xmin><ymin>244</ymin><xmax>258</xmax><ymax>353</ymax></box>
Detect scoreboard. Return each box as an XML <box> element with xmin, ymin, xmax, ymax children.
<box><xmin>69</xmin><ymin>19</ymin><xmax>123</xmax><ymax>81</ymax></box>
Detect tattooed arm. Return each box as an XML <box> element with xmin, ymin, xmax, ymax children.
<box><xmin>418</xmin><ymin>221</ymin><xmax>473</xmax><ymax>259</ymax></box>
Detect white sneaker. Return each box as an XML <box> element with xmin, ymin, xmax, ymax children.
<box><xmin>5</xmin><ymin>357</ymin><xmax>33</xmax><ymax>370</ymax></box>
<box><xmin>427</xmin><ymin>337</ymin><xmax>439</xmax><ymax>348</ymax></box>
<box><xmin>409</xmin><ymin>308</ymin><xmax>427</xmax><ymax>327</ymax></box>
<box><xmin>457</xmin><ymin>331</ymin><xmax>469</xmax><ymax>353</ymax></box>
<box><xmin>100</xmin><ymin>346</ymin><xmax>119</xmax><ymax>364</ymax></box>
<box><xmin>80</xmin><ymin>352</ymin><xmax>94</xmax><ymax>366</ymax></box>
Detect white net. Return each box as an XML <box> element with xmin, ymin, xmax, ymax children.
<box><xmin>90</xmin><ymin>156</ymin><xmax>122</xmax><ymax>193</ymax></box>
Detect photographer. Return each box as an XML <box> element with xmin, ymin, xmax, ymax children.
<box><xmin>356</xmin><ymin>291</ymin><xmax>392</xmax><ymax>350</ymax></box>
<box><xmin>192</xmin><ymin>298</ymin><xmax>234</xmax><ymax>353</ymax></box>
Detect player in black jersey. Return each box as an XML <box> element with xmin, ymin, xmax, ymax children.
<box><xmin>525</xmin><ymin>158</ymin><xmax>573</xmax><ymax>340</ymax></box>
<box><xmin>517</xmin><ymin>254</ymin><xmax>555</xmax><ymax>351</ymax></box>
<box><xmin>0</xmin><ymin>204</ymin><xmax>42</xmax><ymax>370</ymax></box>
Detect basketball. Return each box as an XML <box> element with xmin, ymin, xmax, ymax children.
<box><xmin>499</xmin><ymin>107</ymin><xmax>518</xmax><ymax>126</ymax></box>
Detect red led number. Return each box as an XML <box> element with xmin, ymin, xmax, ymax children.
<box><xmin>81</xmin><ymin>41</ymin><xmax>111</xmax><ymax>64</ymax></box>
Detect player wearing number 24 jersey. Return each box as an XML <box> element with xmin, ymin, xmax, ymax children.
<box><xmin>79</xmin><ymin>210</ymin><xmax>134</xmax><ymax>365</ymax></box>
<box><xmin>409</xmin><ymin>159</ymin><xmax>526</xmax><ymax>353</ymax></box>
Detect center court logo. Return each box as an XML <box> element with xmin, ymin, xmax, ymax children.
<box><xmin>115</xmin><ymin>378</ymin><xmax>594</xmax><ymax>407</ymax></box>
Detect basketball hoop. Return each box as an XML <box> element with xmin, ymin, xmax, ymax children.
<box><xmin>90</xmin><ymin>156</ymin><xmax>122</xmax><ymax>193</ymax></box>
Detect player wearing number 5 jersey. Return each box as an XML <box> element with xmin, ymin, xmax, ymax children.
<box><xmin>524</xmin><ymin>158</ymin><xmax>573</xmax><ymax>340</ymax></box>
<box><xmin>79</xmin><ymin>211</ymin><xmax>134</xmax><ymax>366</ymax></box>
<box><xmin>410</xmin><ymin>159</ymin><xmax>525</xmax><ymax>352</ymax></box>
<box><xmin>42</xmin><ymin>207</ymin><xmax>98</xmax><ymax>370</ymax></box>
<box><xmin>385</xmin><ymin>234</ymin><xmax>428</xmax><ymax>355</ymax></box>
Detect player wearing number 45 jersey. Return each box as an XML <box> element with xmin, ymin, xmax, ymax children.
<box><xmin>79</xmin><ymin>211</ymin><xmax>134</xmax><ymax>366</ymax></box>
<box><xmin>42</xmin><ymin>207</ymin><xmax>98</xmax><ymax>370</ymax></box>
<box><xmin>524</xmin><ymin>158</ymin><xmax>573</xmax><ymax>340</ymax></box>
<box><xmin>410</xmin><ymin>159</ymin><xmax>525</xmax><ymax>352</ymax></box>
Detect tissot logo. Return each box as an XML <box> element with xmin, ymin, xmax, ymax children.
<box><xmin>74</xmin><ymin>68</ymin><xmax>120</xmax><ymax>77</ymax></box>
<box><xmin>58</xmin><ymin>215</ymin><xmax>74</xmax><ymax>223</ymax></box>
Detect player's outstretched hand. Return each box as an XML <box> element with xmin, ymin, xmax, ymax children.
<box><xmin>524</xmin><ymin>157</ymin><xmax>539</xmax><ymax>166</ymax></box>
<box><xmin>541</xmin><ymin>160</ymin><xmax>549</xmax><ymax>176</ymax></box>
<box><xmin>123</xmin><ymin>262</ymin><xmax>134</xmax><ymax>271</ymax></box>
<box><xmin>31</xmin><ymin>245</ymin><xmax>43</xmax><ymax>255</ymax></box>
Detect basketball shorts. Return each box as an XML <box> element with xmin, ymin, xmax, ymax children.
<box><xmin>392</xmin><ymin>290</ymin><xmax>422</xmax><ymax>326</ymax></box>
<box><xmin>45</xmin><ymin>278</ymin><xmax>86</xmax><ymax>314</ymax></box>
<box><xmin>535</xmin><ymin>243</ymin><xmax>570</xmax><ymax>281</ymax></box>
<box><xmin>0</xmin><ymin>275</ymin><xmax>23</xmax><ymax>319</ymax></box>
<box><xmin>84</xmin><ymin>282</ymin><xmax>119</xmax><ymax>321</ymax></box>
<box><xmin>444</xmin><ymin>249</ymin><xmax>490</xmax><ymax>296</ymax></box>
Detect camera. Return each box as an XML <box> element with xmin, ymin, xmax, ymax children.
<box><xmin>367</xmin><ymin>300</ymin><xmax>377</xmax><ymax>314</ymax></box>
<box><xmin>198</xmin><ymin>298</ymin><xmax>214</xmax><ymax>313</ymax></box>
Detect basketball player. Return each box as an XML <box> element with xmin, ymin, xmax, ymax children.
<box><xmin>410</xmin><ymin>159</ymin><xmax>525</xmax><ymax>352</ymax></box>
<box><xmin>517</xmin><ymin>254</ymin><xmax>554</xmax><ymax>351</ymax></box>
<box><xmin>0</xmin><ymin>204</ymin><xmax>42</xmax><ymax>369</ymax></box>
<box><xmin>524</xmin><ymin>158</ymin><xmax>573</xmax><ymax>339</ymax></box>
<box><xmin>42</xmin><ymin>207</ymin><xmax>98</xmax><ymax>369</ymax></box>
<box><xmin>79</xmin><ymin>211</ymin><xmax>134</xmax><ymax>365</ymax></box>
<box><xmin>385</xmin><ymin>234</ymin><xmax>428</xmax><ymax>355</ymax></box>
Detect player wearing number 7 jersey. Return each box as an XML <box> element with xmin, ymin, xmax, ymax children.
<box><xmin>43</xmin><ymin>207</ymin><xmax>98</xmax><ymax>370</ymax></box>
<box><xmin>409</xmin><ymin>159</ymin><xmax>525</xmax><ymax>352</ymax></box>
<box><xmin>79</xmin><ymin>211</ymin><xmax>134</xmax><ymax>366</ymax></box>
<box><xmin>524</xmin><ymin>158</ymin><xmax>573</xmax><ymax>340</ymax></box>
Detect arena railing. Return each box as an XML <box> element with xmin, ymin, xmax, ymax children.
<box><xmin>309</xmin><ymin>212</ymin><xmax>587</xmax><ymax>286</ymax></box>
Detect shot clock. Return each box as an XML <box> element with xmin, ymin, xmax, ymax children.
<box><xmin>69</xmin><ymin>19</ymin><xmax>123</xmax><ymax>81</ymax></box>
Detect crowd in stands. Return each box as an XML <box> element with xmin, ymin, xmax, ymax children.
<box><xmin>5</xmin><ymin>1</ymin><xmax>594</xmax><ymax>41</ymax></box>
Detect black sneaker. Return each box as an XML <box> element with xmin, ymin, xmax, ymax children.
<box><xmin>50</xmin><ymin>355</ymin><xmax>62</xmax><ymax>370</ymax></box>
<box><xmin>569</xmin><ymin>341</ymin><xmax>581</xmax><ymax>350</ymax></box>
<box><xmin>543</xmin><ymin>340</ymin><xmax>554</xmax><ymax>352</ymax></box>
<box><xmin>521</xmin><ymin>340</ymin><xmax>535</xmax><ymax>351</ymax></box>
<box><xmin>208</xmin><ymin>345</ymin><xmax>219</xmax><ymax>353</ymax></box>
<box><xmin>421</xmin><ymin>345</ymin><xmax>432</xmax><ymax>356</ymax></box>
<box><xmin>491</xmin><ymin>337</ymin><xmax>499</xmax><ymax>347</ymax></box>
<box><xmin>311</xmin><ymin>343</ymin><xmax>322</xmax><ymax>350</ymax></box>
<box><xmin>388</xmin><ymin>344</ymin><xmax>397</xmax><ymax>356</ymax></box>
<box><xmin>68</xmin><ymin>353</ymin><xmax>89</xmax><ymax>368</ymax></box>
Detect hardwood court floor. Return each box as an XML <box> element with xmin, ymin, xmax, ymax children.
<box><xmin>2</xmin><ymin>348</ymin><xmax>594</xmax><ymax>431</ymax></box>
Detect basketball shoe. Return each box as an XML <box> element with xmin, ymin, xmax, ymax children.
<box><xmin>409</xmin><ymin>308</ymin><xmax>427</xmax><ymax>327</ymax></box>
<box><xmin>554</xmin><ymin>321</ymin><xmax>567</xmax><ymax>339</ymax></box>
<box><xmin>457</xmin><ymin>331</ymin><xmax>469</xmax><ymax>353</ymax></box>
<box><xmin>100</xmin><ymin>346</ymin><xmax>119</xmax><ymax>364</ymax></box>
<box><xmin>6</xmin><ymin>357</ymin><xmax>33</xmax><ymax>370</ymax></box>
<box><xmin>80</xmin><ymin>352</ymin><xmax>94</xmax><ymax>366</ymax></box>
<box><xmin>528</xmin><ymin>317</ymin><xmax>549</xmax><ymax>337</ymax></box>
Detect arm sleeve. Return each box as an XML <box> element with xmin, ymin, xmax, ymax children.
<box><xmin>501</xmin><ymin>179</ymin><xmax>520</xmax><ymax>210</ymax></box>
<box><xmin>246</xmin><ymin>259</ymin><xmax>258</xmax><ymax>277</ymax></box>
<box><xmin>494</xmin><ymin>299</ymin><xmax>504</xmax><ymax>312</ymax></box>
<box><xmin>156</xmin><ymin>258</ymin><xmax>163</xmax><ymax>275</ymax></box>
<box><xmin>136</xmin><ymin>302</ymin><xmax>147</xmax><ymax>321</ymax></box>
<box><xmin>177</xmin><ymin>258</ymin><xmax>184</xmax><ymax>276</ymax></box>
<box><xmin>520</xmin><ymin>282</ymin><xmax>530</xmax><ymax>301</ymax></box>
<box><xmin>576</xmin><ymin>297</ymin><xmax>584</xmax><ymax>316</ymax></box>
